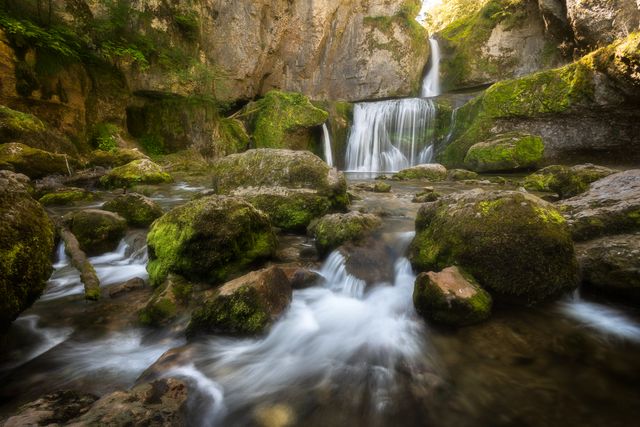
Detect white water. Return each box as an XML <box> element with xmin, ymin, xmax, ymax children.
<box><xmin>421</xmin><ymin>38</ymin><xmax>441</xmax><ymax>97</ymax></box>
<box><xmin>321</xmin><ymin>123</ymin><xmax>334</xmax><ymax>167</ymax></box>
<box><xmin>345</xmin><ymin>99</ymin><xmax>437</xmax><ymax>173</ymax></box>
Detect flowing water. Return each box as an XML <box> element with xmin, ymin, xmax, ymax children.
<box><xmin>322</xmin><ymin>123</ymin><xmax>334</xmax><ymax>167</ymax></box>
<box><xmin>421</xmin><ymin>38</ymin><xmax>441</xmax><ymax>98</ymax></box>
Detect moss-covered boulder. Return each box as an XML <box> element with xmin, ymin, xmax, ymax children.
<box><xmin>414</xmin><ymin>266</ymin><xmax>492</xmax><ymax>326</ymax></box>
<box><xmin>187</xmin><ymin>266</ymin><xmax>292</xmax><ymax>336</ymax></box>
<box><xmin>100</xmin><ymin>159</ymin><xmax>173</xmax><ymax>189</ymax></box>
<box><xmin>447</xmin><ymin>169</ymin><xmax>479</xmax><ymax>181</ymax></box>
<box><xmin>0</xmin><ymin>143</ymin><xmax>74</xmax><ymax>178</ymax></box>
<box><xmin>88</xmin><ymin>148</ymin><xmax>148</xmax><ymax>168</ymax></box>
<box><xmin>524</xmin><ymin>164</ymin><xmax>617</xmax><ymax>198</ymax></box>
<box><xmin>393</xmin><ymin>164</ymin><xmax>448</xmax><ymax>181</ymax></box>
<box><xmin>39</xmin><ymin>188</ymin><xmax>95</xmax><ymax>206</ymax></box>
<box><xmin>230</xmin><ymin>187</ymin><xmax>332</xmax><ymax>231</ymax></box>
<box><xmin>146</xmin><ymin>195</ymin><xmax>277</xmax><ymax>286</ymax></box>
<box><xmin>373</xmin><ymin>182</ymin><xmax>392</xmax><ymax>193</ymax></box>
<box><xmin>247</xmin><ymin>91</ymin><xmax>329</xmax><ymax>150</ymax></box>
<box><xmin>409</xmin><ymin>189</ymin><xmax>578</xmax><ymax>304</ymax></box>
<box><xmin>102</xmin><ymin>193</ymin><xmax>163</xmax><ymax>228</ymax></box>
<box><xmin>211</xmin><ymin>149</ymin><xmax>348</xmax><ymax>210</ymax></box>
<box><xmin>560</xmin><ymin>169</ymin><xmax>640</xmax><ymax>240</ymax></box>
<box><xmin>138</xmin><ymin>274</ymin><xmax>192</xmax><ymax>327</ymax></box>
<box><xmin>308</xmin><ymin>211</ymin><xmax>382</xmax><ymax>256</ymax></box>
<box><xmin>464</xmin><ymin>133</ymin><xmax>544</xmax><ymax>172</ymax></box>
<box><xmin>63</xmin><ymin>210</ymin><xmax>128</xmax><ymax>256</ymax></box>
<box><xmin>1</xmin><ymin>173</ymin><xmax>55</xmax><ymax>329</ymax></box>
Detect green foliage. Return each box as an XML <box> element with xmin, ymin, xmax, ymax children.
<box><xmin>174</xmin><ymin>13</ymin><xmax>199</xmax><ymax>42</ymax></box>
<box><xmin>91</xmin><ymin>123</ymin><xmax>120</xmax><ymax>152</ymax></box>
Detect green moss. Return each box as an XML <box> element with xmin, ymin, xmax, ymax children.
<box><xmin>309</xmin><ymin>212</ymin><xmax>382</xmax><ymax>255</ymax></box>
<box><xmin>90</xmin><ymin>123</ymin><xmax>120</xmax><ymax>152</ymax></box>
<box><xmin>100</xmin><ymin>159</ymin><xmax>173</xmax><ymax>189</ymax></box>
<box><xmin>524</xmin><ymin>164</ymin><xmax>615</xmax><ymax>198</ymax></box>
<box><xmin>464</xmin><ymin>133</ymin><xmax>544</xmax><ymax>172</ymax></box>
<box><xmin>0</xmin><ymin>105</ymin><xmax>46</xmax><ymax>134</ymax></box>
<box><xmin>39</xmin><ymin>189</ymin><xmax>94</xmax><ymax>206</ymax></box>
<box><xmin>0</xmin><ymin>142</ymin><xmax>73</xmax><ymax>178</ymax></box>
<box><xmin>139</xmin><ymin>297</ymin><xmax>177</xmax><ymax>327</ymax></box>
<box><xmin>102</xmin><ymin>193</ymin><xmax>163</xmax><ymax>227</ymax></box>
<box><xmin>65</xmin><ymin>210</ymin><xmax>128</xmax><ymax>256</ymax></box>
<box><xmin>394</xmin><ymin>165</ymin><xmax>447</xmax><ymax>181</ymax></box>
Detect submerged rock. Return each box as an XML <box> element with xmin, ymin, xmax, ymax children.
<box><xmin>100</xmin><ymin>159</ymin><xmax>173</xmax><ymax>188</ymax></box>
<box><xmin>0</xmin><ymin>172</ymin><xmax>55</xmax><ymax>329</ymax></box>
<box><xmin>524</xmin><ymin>164</ymin><xmax>617</xmax><ymax>198</ymax></box>
<box><xmin>464</xmin><ymin>133</ymin><xmax>544</xmax><ymax>172</ymax></box>
<box><xmin>102</xmin><ymin>193</ymin><xmax>164</xmax><ymax>227</ymax></box>
<box><xmin>410</xmin><ymin>190</ymin><xmax>578</xmax><ymax>304</ymax></box>
<box><xmin>139</xmin><ymin>274</ymin><xmax>192</xmax><ymax>326</ymax></box>
<box><xmin>393</xmin><ymin>163</ymin><xmax>447</xmax><ymax>181</ymax></box>
<box><xmin>63</xmin><ymin>209</ymin><xmax>127</xmax><ymax>256</ymax></box>
<box><xmin>0</xmin><ymin>142</ymin><xmax>75</xmax><ymax>178</ymax></box>
<box><xmin>308</xmin><ymin>211</ymin><xmax>382</xmax><ymax>256</ymax></box>
<box><xmin>188</xmin><ymin>266</ymin><xmax>292</xmax><ymax>336</ymax></box>
<box><xmin>560</xmin><ymin>169</ymin><xmax>640</xmax><ymax>240</ymax></box>
<box><xmin>146</xmin><ymin>195</ymin><xmax>277</xmax><ymax>286</ymax></box>
<box><xmin>414</xmin><ymin>266</ymin><xmax>492</xmax><ymax>326</ymax></box>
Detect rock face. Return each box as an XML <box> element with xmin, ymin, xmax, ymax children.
<box><xmin>566</xmin><ymin>0</ymin><xmax>640</xmax><ymax>51</ymax></box>
<box><xmin>576</xmin><ymin>233</ymin><xmax>640</xmax><ymax>302</ymax></box>
<box><xmin>414</xmin><ymin>266</ymin><xmax>492</xmax><ymax>326</ymax></box>
<box><xmin>100</xmin><ymin>159</ymin><xmax>173</xmax><ymax>188</ymax></box>
<box><xmin>63</xmin><ymin>209</ymin><xmax>127</xmax><ymax>256</ymax></box>
<box><xmin>146</xmin><ymin>195</ymin><xmax>277</xmax><ymax>286</ymax></box>
<box><xmin>524</xmin><ymin>164</ymin><xmax>617</xmax><ymax>198</ymax></box>
<box><xmin>0</xmin><ymin>142</ymin><xmax>73</xmax><ymax>178</ymax></box>
<box><xmin>560</xmin><ymin>169</ymin><xmax>640</xmax><ymax>240</ymax></box>
<box><xmin>308</xmin><ymin>212</ymin><xmax>383</xmax><ymax>256</ymax></box>
<box><xmin>0</xmin><ymin>171</ymin><xmax>55</xmax><ymax>329</ymax></box>
<box><xmin>394</xmin><ymin>163</ymin><xmax>448</xmax><ymax>181</ymax></box>
<box><xmin>410</xmin><ymin>190</ymin><xmax>578</xmax><ymax>304</ymax></box>
<box><xmin>464</xmin><ymin>133</ymin><xmax>544</xmax><ymax>172</ymax></box>
<box><xmin>102</xmin><ymin>193</ymin><xmax>164</xmax><ymax>227</ymax></box>
<box><xmin>188</xmin><ymin>266</ymin><xmax>292</xmax><ymax>336</ymax></box>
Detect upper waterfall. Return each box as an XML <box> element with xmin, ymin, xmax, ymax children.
<box><xmin>421</xmin><ymin>38</ymin><xmax>441</xmax><ymax>97</ymax></box>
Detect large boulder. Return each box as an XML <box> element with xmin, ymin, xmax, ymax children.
<box><xmin>100</xmin><ymin>159</ymin><xmax>173</xmax><ymax>189</ymax></box>
<box><xmin>308</xmin><ymin>211</ymin><xmax>382</xmax><ymax>256</ymax></box>
<box><xmin>393</xmin><ymin>163</ymin><xmax>447</xmax><ymax>181</ymax></box>
<box><xmin>524</xmin><ymin>163</ymin><xmax>617</xmax><ymax>198</ymax></box>
<box><xmin>560</xmin><ymin>170</ymin><xmax>640</xmax><ymax>240</ymax></box>
<box><xmin>464</xmin><ymin>133</ymin><xmax>544</xmax><ymax>172</ymax></box>
<box><xmin>0</xmin><ymin>172</ymin><xmax>55</xmax><ymax>329</ymax></box>
<box><xmin>146</xmin><ymin>195</ymin><xmax>277</xmax><ymax>286</ymax></box>
<box><xmin>0</xmin><ymin>142</ymin><xmax>74</xmax><ymax>178</ymax></box>
<box><xmin>188</xmin><ymin>266</ymin><xmax>292</xmax><ymax>336</ymax></box>
<box><xmin>409</xmin><ymin>190</ymin><xmax>578</xmax><ymax>304</ymax></box>
<box><xmin>63</xmin><ymin>209</ymin><xmax>127</xmax><ymax>256</ymax></box>
<box><xmin>102</xmin><ymin>193</ymin><xmax>164</xmax><ymax>227</ymax></box>
<box><xmin>414</xmin><ymin>266</ymin><xmax>492</xmax><ymax>326</ymax></box>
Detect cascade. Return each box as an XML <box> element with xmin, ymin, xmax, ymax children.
<box><xmin>421</xmin><ymin>38</ymin><xmax>441</xmax><ymax>97</ymax></box>
<box><xmin>322</xmin><ymin>123</ymin><xmax>334</xmax><ymax>167</ymax></box>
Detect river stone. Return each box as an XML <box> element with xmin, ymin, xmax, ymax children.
<box><xmin>0</xmin><ymin>172</ymin><xmax>55</xmax><ymax>329</ymax></box>
<box><xmin>138</xmin><ymin>274</ymin><xmax>192</xmax><ymax>326</ymax></box>
<box><xmin>308</xmin><ymin>211</ymin><xmax>383</xmax><ymax>256</ymax></box>
<box><xmin>576</xmin><ymin>233</ymin><xmax>640</xmax><ymax>302</ymax></box>
<box><xmin>188</xmin><ymin>266</ymin><xmax>292</xmax><ymax>336</ymax></box>
<box><xmin>63</xmin><ymin>209</ymin><xmax>127</xmax><ymax>256</ymax></box>
<box><xmin>102</xmin><ymin>193</ymin><xmax>164</xmax><ymax>227</ymax></box>
<box><xmin>39</xmin><ymin>187</ymin><xmax>95</xmax><ymax>206</ymax></box>
<box><xmin>2</xmin><ymin>390</ymin><xmax>99</xmax><ymax>426</ymax></box>
<box><xmin>393</xmin><ymin>163</ymin><xmax>447</xmax><ymax>181</ymax></box>
<box><xmin>100</xmin><ymin>159</ymin><xmax>173</xmax><ymax>188</ymax></box>
<box><xmin>0</xmin><ymin>142</ymin><xmax>75</xmax><ymax>178</ymax></box>
<box><xmin>524</xmin><ymin>164</ymin><xmax>617</xmax><ymax>198</ymax></box>
<box><xmin>560</xmin><ymin>169</ymin><xmax>640</xmax><ymax>241</ymax></box>
<box><xmin>88</xmin><ymin>148</ymin><xmax>148</xmax><ymax>168</ymax></box>
<box><xmin>447</xmin><ymin>169</ymin><xmax>479</xmax><ymax>181</ymax></box>
<box><xmin>409</xmin><ymin>189</ymin><xmax>578</xmax><ymax>304</ymax></box>
<box><xmin>146</xmin><ymin>195</ymin><xmax>277</xmax><ymax>286</ymax></box>
<box><xmin>464</xmin><ymin>133</ymin><xmax>544</xmax><ymax>173</ymax></box>
<box><xmin>414</xmin><ymin>266</ymin><xmax>492</xmax><ymax>326</ymax></box>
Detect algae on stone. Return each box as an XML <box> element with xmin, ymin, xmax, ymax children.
<box><xmin>464</xmin><ymin>132</ymin><xmax>544</xmax><ymax>172</ymax></box>
<box><xmin>100</xmin><ymin>159</ymin><xmax>173</xmax><ymax>188</ymax></box>
<box><xmin>102</xmin><ymin>193</ymin><xmax>164</xmax><ymax>227</ymax></box>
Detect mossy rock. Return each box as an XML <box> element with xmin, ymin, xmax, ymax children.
<box><xmin>100</xmin><ymin>159</ymin><xmax>173</xmax><ymax>189</ymax></box>
<box><xmin>211</xmin><ymin>149</ymin><xmax>348</xmax><ymax>210</ymax></box>
<box><xmin>0</xmin><ymin>142</ymin><xmax>75</xmax><ymax>178</ymax></box>
<box><xmin>39</xmin><ymin>188</ymin><xmax>95</xmax><ymax>206</ymax></box>
<box><xmin>231</xmin><ymin>187</ymin><xmax>332</xmax><ymax>231</ymax></box>
<box><xmin>187</xmin><ymin>266</ymin><xmax>292</xmax><ymax>337</ymax></box>
<box><xmin>102</xmin><ymin>193</ymin><xmax>163</xmax><ymax>227</ymax></box>
<box><xmin>393</xmin><ymin>164</ymin><xmax>447</xmax><ymax>181</ymax></box>
<box><xmin>464</xmin><ymin>133</ymin><xmax>544</xmax><ymax>172</ymax></box>
<box><xmin>63</xmin><ymin>209</ymin><xmax>128</xmax><ymax>256</ymax></box>
<box><xmin>139</xmin><ymin>274</ymin><xmax>192</xmax><ymax>327</ymax></box>
<box><xmin>373</xmin><ymin>182</ymin><xmax>392</xmax><ymax>193</ymax></box>
<box><xmin>414</xmin><ymin>266</ymin><xmax>492</xmax><ymax>326</ymax></box>
<box><xmin>88</xmin><ymin>148</ymin><xmax>148</xmax><ymax>168</ymax></box>
<box><xmin>523</xmin><ymin>164</ymin><xmax>616</xmax><ymax>198</ymax></box>
<box><xmin>146</xmin><ymin>195</ymin><xmax>277</xmax><ymax>287</ymax></box>
<box><xmin>447</xmin><ymin>169</ymin><xmax>479</xmax><ymax>181</ymax></box>
<box><xmin>247</xmin><ymin>91</ymin><xmax>329</xmax><ymax>150</ymax></box>
<box><xmin>409</xmin><ymin>189</ymin><xmax>578</xmax><ymax>304</ymax></box>
<box><xmin>1</xmin><ymin>174</ymin><xmax>55</xmax><ymax>329</ymax></box>
<box><xmin>308</xmin><ymin>211</ymin><xmax>382</xmax><ymax>256</ymax></box>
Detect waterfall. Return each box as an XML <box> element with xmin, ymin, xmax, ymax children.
<box><xmin>345</xmin><ymin>98</ymin><xmax>437</xmax><ymax>173</ymax></box>
<box><xmin>321</xmin><ymin>123</ymin><xmax>334</xmax><ymax>167</ymax></box>
<box><xmin>421</xmin><ymin>38</ymin><xmax>441</xmax><ymax>97</ymax></box>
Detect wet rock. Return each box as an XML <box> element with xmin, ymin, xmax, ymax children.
<box><xmin>560</xmin><ymin>170</ymin><xmax>640</xmax><ymax>240</ymax></box>
<box><xmin>412</xmin><ymin>190</ymin><xmax>441</xmax><ymax>203</ymax></box>
<box><xmin>188</xmin><ymin>266</ymin><xmax>292</xmax><ymax>336</ymax></box>
<box><xmin>108</xmin><ymin>277</ymin><xmax>147</xmax><ymax>298</ymax></box>
<box><xmin>524</xmin><ymin>164</ymin><xmax>616</xmax><ymax>198</ymax></box>
<box><xmin>253</xmin><ymin>403</ymin><xmax>297</xmax><ymax>427</ymax></box>
<box><xmin>0</xmin><ymin>142</ymin><xmax>76</xmax><ymax>178</ymax></box>
<box><xmin>100</xmin><ymin>159</ymin><xmax>173</xmax><ymax>189</ymax></box>
<box><xmin>447</xmin><ymin>169</ymin><xmax>479</xmax><ymax>181</ymax></box>
<box><xmin>1</xmin><ymin>174</ymin><xmax>55</xmax><ymax>329</ymax></box>
<box><xmin>414</xmin><ymin>266</ymin><xmax>492</xmax><ymax>326</ymax></box>
<box><xmin>38</xmin><ymin>187</ymin><xmax>95</xmax><ymax>206</ymax></box>
<box><xmin>464</xmin><ymin>133</ymin><xmax>544</xmax><ymax>173</ymax></box>
<box><xmin>280</xmin><ymin>266</ymin><xmax>322</xmax><ymax>290</ymax></box>
<box><xmin>139</xmin><ymin>274</ymin><xmax>192</xmax><ymax>326</ymax></box>
<box><xmin>410</xmin><ymin>190</ymin><xmax>578</xmax><ymax>304</ymax></box>
<box><xmin>102</xmin><ymin>192</ymin><xmax>164</xmax><ymax>227</ymax></box>
<box><xmin>576</xmin><ymin>233</ymin><xmax>640</xmax><ymax>302</ymax></box>
<box><xmin>2</xmin><ymin>390</ymin><xmax>98</xmax><ymax>426</ymax></box>
<box><xmin>308</xmin><ymin>211</ymin><xmax>382</xmax><ymax>256</ymax></box>
<box><xmin>63</xmin><ymin>167</ymin><xmax>108</xmax><ymax>189</ymax></box>
<box><xmin>146</xmin><ymin>195</ymin><xmax>277</xmax><ymax>286</ymax></box>
<box><xmin>88</xmin><ymin>148</ymin><xmax>148</xmax><ymax>168</ymax></box>
<box><xmin>63</xmin><ymin>209</ymin><xmax>127</xmax><ymax>256</ymax></box>
<box><xmin>373</xmin><ymin>182</ymin><xmax>392</xmax><ymax>193</ymax></box>
<box><xmin>393</xmin><ymin>163</ymin><xmax>447</xmax><ymax>181</ymax></box>
<box><xmin>340</xmin><ymin>237</ymin><xmax>396</xmax><ymax>286</ymax></box>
